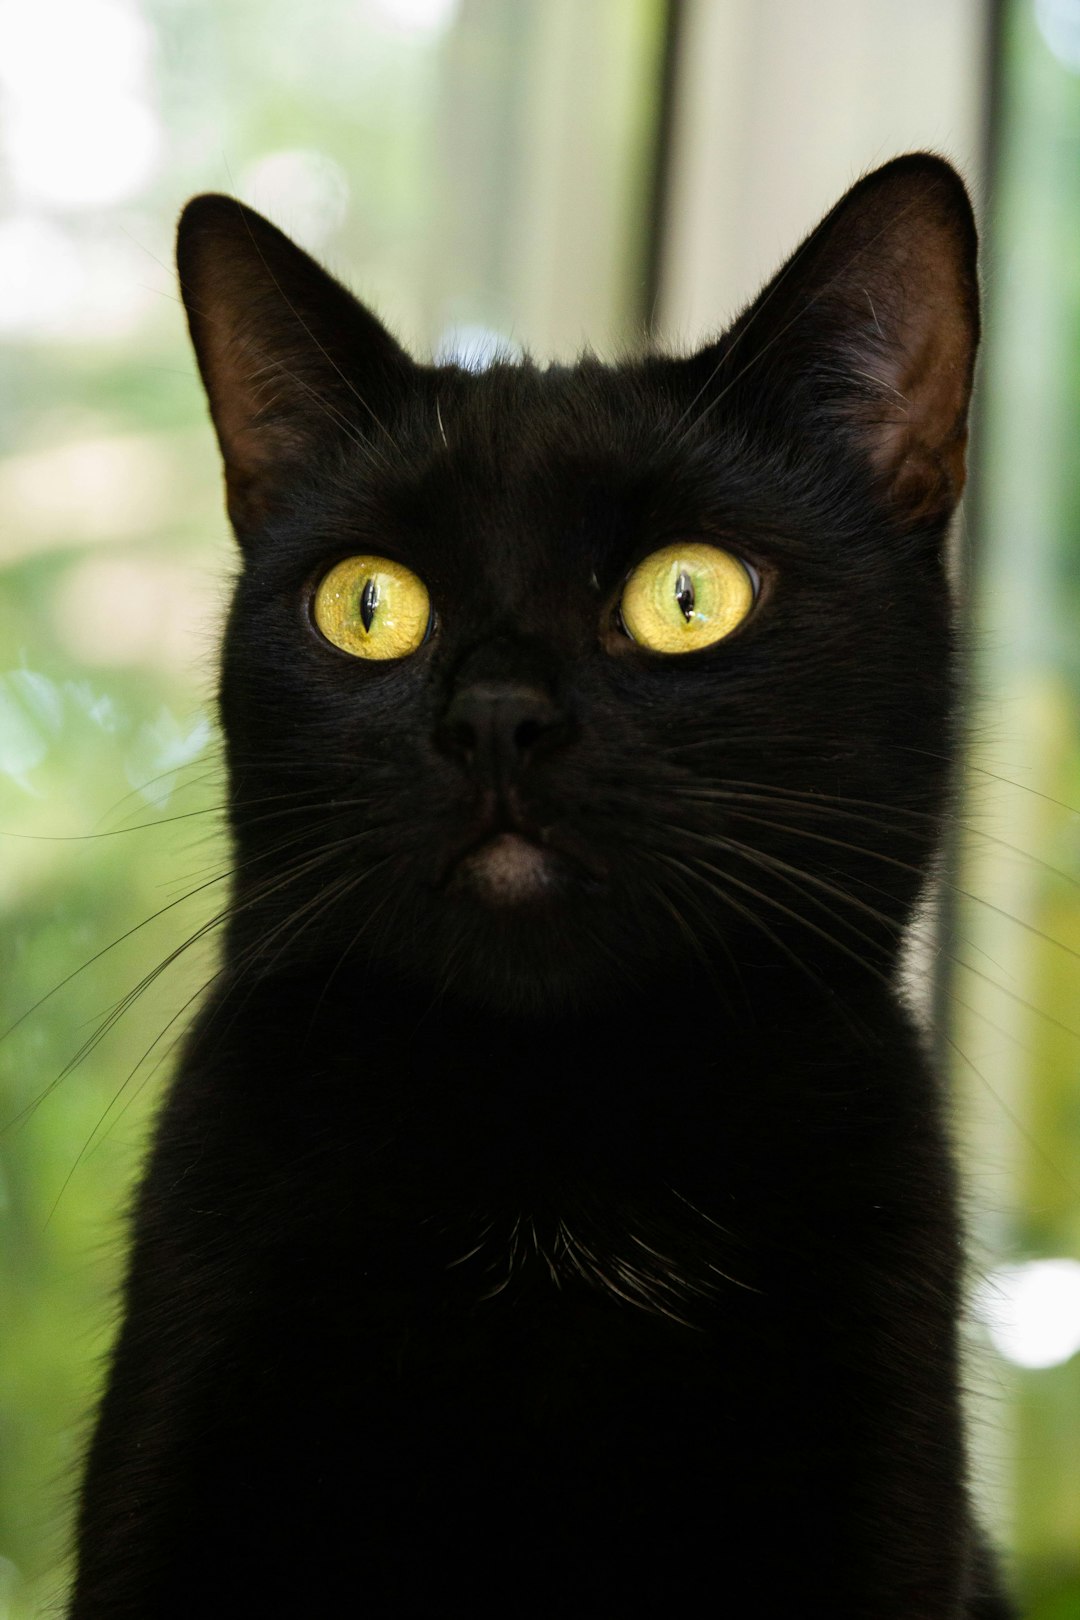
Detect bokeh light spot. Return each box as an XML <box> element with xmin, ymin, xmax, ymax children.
<box><xmin>976</xmin><ymin>1258</ymin><xmax>1080</xmax><ymax>1370</ymax></box>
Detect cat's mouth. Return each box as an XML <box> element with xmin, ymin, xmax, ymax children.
<box><xmin>441</xmin><ymin>820</ymin><xmax>606</xmax><ymax>907</ymax></box>
<box><xmin>456</xmin><ymin>832</ymin><xmax>560</xmax><ymax>905</ymax></box>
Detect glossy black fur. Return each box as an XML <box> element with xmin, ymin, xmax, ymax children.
<box><xmin>70</xmin><ymin>157</ymin><xmax>1015</xmax><ymax>1615</ymax></box>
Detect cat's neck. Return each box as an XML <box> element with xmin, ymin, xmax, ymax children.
<box><xmin>192</xmin><ymin>949</ymin><xmax>914</xmax><ymax>1172</ymax></box>
<box><xmin>168</xmin><ymin>953</ymin><xmax>939</xmax><ymax>1325</ymax></box>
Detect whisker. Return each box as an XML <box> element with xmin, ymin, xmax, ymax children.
<box><xmin>661</xmin><ymin>821</ymin><xmax>903</xmax><ymax>946</ymax></box>
<box><xmin>212</xmin><ymin>855</ymin><xmax>397</xmax><ymax>1050</ymax></box>
<box><xmin>710</xmin><ymin>807</ymin><xmax>1080</xmax><ymax>970</ymax></box>
<box><xmin>652</xmin><ymin>805</ymin><xmax>1080</xmax><ymax>1047</ymax></box>
<box><xmin>656</xmin><ymin>848</ymin><xmax>889</xmax><ymax>985</ymax></box>
<box><xmin>670</xmin><ymin>777</ymin><xmax>1079</xmax><ymax>890</ymax></box>
<box><xmin>4</xmin><ymin>822</ymin><xmax>390</xmax><ymax>1135</ymax></box>
<box><xmin>941</xmin><ymin>1031</ymin><xmax>1080</xmax><ymax>1202</ymax></box>
<box><xmin>644</xmin><ymin>848</ymin><xmax>870</xmax><ymax>1036</ymax></box>
<box><xmin>47</xmin><ymin>835</ymin><xmax>398</xmax><ymax>1210</ymax></box>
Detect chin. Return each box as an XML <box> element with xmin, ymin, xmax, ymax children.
<box><xmin>400</xmin><ymin>882</ymin><xmax>628</xmax><ymax>1019</ymax></box>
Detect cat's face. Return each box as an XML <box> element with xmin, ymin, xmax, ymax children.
<box><xmin>179</xmin><ymin>155</ymin><xmax>978</xmax><ymax>1012</ymax></box>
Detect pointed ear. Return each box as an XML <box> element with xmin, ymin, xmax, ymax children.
<box><xmin>176</xmin><ymin>195</ymin><xmax>414</xmax><ymax>539</ymax></box>
<box><xmin>700</xmin><ymin>154</ymin><xmax>979</xmax><ymax>529</ymax></box>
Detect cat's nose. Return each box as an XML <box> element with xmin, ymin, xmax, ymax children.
<box><xmin>437</xmin><ymin>682</ymin><xmax>570</xmax><ymax>781</ymax></box>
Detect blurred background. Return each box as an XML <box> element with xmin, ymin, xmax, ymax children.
<box><xmin>0</xmin><ymin>0</ymin><xmax>1077</xmax><ymax>1613</ymax></box>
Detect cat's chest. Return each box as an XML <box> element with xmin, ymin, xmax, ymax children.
<box><xmin>389</xmin><ymin>1197</ymin><xmax>760</xmax><ymax>1328</ymax></box>
<box><xmin>292</xmin><ymin>1205</ymin><xmax>752</xmax><ymax>1436</ymax></box>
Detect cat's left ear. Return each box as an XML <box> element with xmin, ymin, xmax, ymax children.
<box><xmin>177</xmin><ymin>195</ymin><xmax>415</xmax><ymax>539</ymax></box>
<box><xmin>694</xmin><ymin>153</ymin><xmax>979</xmax><ymax>530</ymax></box>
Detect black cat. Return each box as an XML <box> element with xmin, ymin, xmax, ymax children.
<box><xmin>70</xmin><ymin>154</ymin><xmax>1015</xmax><ymax>1616</ymax></box>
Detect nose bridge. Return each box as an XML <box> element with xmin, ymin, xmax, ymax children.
<box><xmin>436</xmin><ymin>636</ymin><xmax>572</xmax><ymax>783</ymax></box>
<box><xmin>448</xmin><ymin>632</ymin><xmax>557</xmax><ymax>694</ymax></box>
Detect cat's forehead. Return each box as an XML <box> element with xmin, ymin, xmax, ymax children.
<box><xmin>368</xmin><ymin>356</ymin><xmax>738</xmax><ymax>528</ymax></box>
<box><xmin>307</xmin><ymin>358</ymin><xmax>690</xmax><ymax>584</ymax></box>
<box><xmin>421</xmin><ymin>356</ymin><xmax>681</xmax><ymax>465</ymax></box>
<box><xmin>329</xmin><ymin>356</ymin><xmax>806</xmax><ymax>586</ymax></box>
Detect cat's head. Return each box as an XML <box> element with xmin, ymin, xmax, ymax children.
<box><xmin>177</xmin><ymin>154</ymin><xmax>978</xmax><ymax>1014</ymax></box>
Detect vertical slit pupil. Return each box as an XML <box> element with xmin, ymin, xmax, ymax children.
<box><xmin>674</xmin><ymin>570</ymin><xmax>695</xmax><ymax>622</ymax></box>
<box><xmin>360</xmin><ymin>577</ymin><xmax>380</xmax><ymax>633</ymax></box>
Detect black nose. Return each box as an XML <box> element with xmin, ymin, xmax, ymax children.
<box><xmin>437</xmin><ymin>682</ymin><xmax>570</xmax><ymax>781</ymax></box>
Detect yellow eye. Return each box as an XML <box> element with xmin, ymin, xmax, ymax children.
<box><xmin>313</xmin><ymin>555</ymin><xmax>432</xmax><ymax>660</ymax></box>
<box><xmin>619</xmin><ymin>542</ymin><xmax>755</xmax><ymax>655</ymax></box>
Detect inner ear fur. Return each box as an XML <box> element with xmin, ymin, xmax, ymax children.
<box><xmin>176</xmin><ymin>195</ymin><xmax>413</xmax><ymax>538</ymax></box>
<box><xmin>708</xmin><ymin>154</ymin><xmax>980</xmax><ymax>528</ymax></box>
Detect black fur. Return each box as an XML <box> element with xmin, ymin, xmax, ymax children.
<box><xmin>70</xmin><ymin>155</ymin><xmax>1014</xmax><ymax>1615</ymax></box>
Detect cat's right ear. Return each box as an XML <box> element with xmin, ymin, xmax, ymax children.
<box><xmin>176</xmin><ymin>195</ymin><xmax>414</xmax><ymax>540</ymax></box>
<box><xmin>680</xmin><ymin>155</ymin><xmax>979</xmax><ymax>534</ymax></box>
